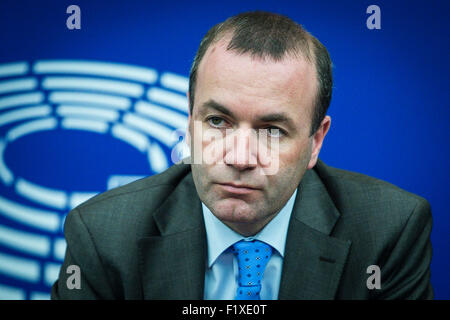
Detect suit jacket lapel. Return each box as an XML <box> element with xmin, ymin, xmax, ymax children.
<box><xmin>138</xmin><ymin>171</ymin><xmax>207</xmax><ymax>299</ymax></box>
<box><xmin>278</xmin><ymin>165</ymin><xmax>352</xmax><ymax>299</ymax></box>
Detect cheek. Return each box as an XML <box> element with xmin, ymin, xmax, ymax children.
<box><xmin>278</xmin><ymin>139</ymin><xmax>311</xmax><ymax>167</ymax></box>
<box><xmin>266</xmin><ymin>142</ymin><xmax>311</xmax><ymax>192</ymax></box>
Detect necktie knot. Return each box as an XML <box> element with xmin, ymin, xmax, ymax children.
<box><xmin>232</xmin><ymin>239</ymin><xmax>272</xmax><ymax>300</ymax></box>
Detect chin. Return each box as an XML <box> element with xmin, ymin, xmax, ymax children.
<box><xmin>212</xmin><ymin>198</ymin><xmax>261</xmax><ymax>224</ymax></box>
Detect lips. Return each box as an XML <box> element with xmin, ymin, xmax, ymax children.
<box><xmin>221</xmin><ymin>182</ymin><xmax>258</xmax><ymax>189</ymax></box>
<box><xmin>217</xmin><ymin>182</ymin><xmax>260</xmax><ymax>195</ymax></box>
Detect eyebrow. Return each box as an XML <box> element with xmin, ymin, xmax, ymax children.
<box><xmin>200</xmin><ymin>99</ymin><xmax>234</xmax><ymax>117</ymax></box>
<box><xmin>199</xmin><ymin>99</ymin><xmax>297</xmax><ymax>131</ymax></box>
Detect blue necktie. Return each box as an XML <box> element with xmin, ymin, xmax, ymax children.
<box><xmin>232</xmin><ymin>239</ymin><xmax>273</xmax><ymax>300</ymax></box>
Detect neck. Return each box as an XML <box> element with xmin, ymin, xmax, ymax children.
<box><xmin>222</xmin><ymin>213</ymin><xmax>278</xmax><ymax>237</ymax></box>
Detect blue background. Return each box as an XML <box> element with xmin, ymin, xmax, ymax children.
<box><xmin>0</xmin><ymin>0</ymin><xmax>448</xmax><ymax>299</ymax></box>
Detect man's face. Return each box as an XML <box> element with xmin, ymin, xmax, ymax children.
<box><xmin>187</xmin><ymin>38</ymin><xmax>330</xmax><ymax>236</ymax></box>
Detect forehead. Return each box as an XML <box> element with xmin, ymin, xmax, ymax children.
<box><xmin>195</xmin><ymin>38</ymin><xmax>317</xmax><ymax>120</ymax></box>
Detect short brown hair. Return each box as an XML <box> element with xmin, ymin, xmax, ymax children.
<box><xmin>188</xmin><ymin>11</ymin><xmax>333</xmax><ymax>136</ymax></box>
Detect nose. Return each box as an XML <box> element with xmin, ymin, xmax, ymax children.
<box><xmin>223</xmin><ymin>128</ymin><xmax>258</xmax><ymax>171</ymax></box>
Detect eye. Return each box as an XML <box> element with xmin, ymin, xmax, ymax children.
<box><xmin>265</xmin><ymin>126</ymin><xmax>286</xmax><ymax>138</ymax></box>
<box><xmin>207</xmin><ymin>116</ymin><xmax>227</xmax><ymax>128</ymax></box>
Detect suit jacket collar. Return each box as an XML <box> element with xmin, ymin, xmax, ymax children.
<box><xmin>278</xmin><ymin>162</ymin><xmax>352</xmax><ymax>299</ymax></box>
<box><xmin>138</xmin><ymin>160</ymin><xmax>351</xmax><ymax>300</ymax></box>
<box><xmin>138</xmin><ymin>170</ymin><xmax>207</xmax><ymax>299</ymax></box>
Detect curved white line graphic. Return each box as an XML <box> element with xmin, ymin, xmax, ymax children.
<box><xmin>135</xmin><ymin>101</ymin><xmax>187</xmax><ymax>130</ymax></box>
<box><xmin>0</xmin><ymin>196</ymin><xmax>60</xmax><ymax>232</ymax></box>
<box><xmin>0</xmin><ymin>224</ymin><xmax>50</xmax><ymax>257</ymax></box>
<box><xmin>43</xmin><ymin>262</ymin><xmax>61</xmax><ymax>287</ymax></box>
<box><xmin>61</xmin><ymin>117</ymin><xmax>109</xmax><ymax>134</ymax></box>
<box><xmin>0</xmin><ymin>105</ymin><xmax>52</xmax><ymax>127</ymax></box>
<box><xmin>0</xmin><ymin>78</ymin><xmax>37</xmax><ymax>95</ymax></box>
<box><xmin>111</xmin><ymin>124</ymin><xmax>150</xmax><ymax>152</ymax></box>
<box><xmin>53</xmin><ymin>237</ymin><xmax>67</xmax><ymax>261</ymax></box>
<box><xmin>123</xmin><ymin>113</ymin><xmax>176</xmax><ymax>147</ymax></box>
<box><xmin>69</xmin><ymin>192</ymin><xmax>97</xmax><ymax>210</ymax></box>
<box><xmin>6</xmin><ymin>117</ymin><xmax>57</xmax><ymax>142</ymax></box>
<box><xmin>0</xmin><ymin>252</ymin><xmax>40</xmax><ymax>283</ymax></box>
<box><xmin>15</xmin><ymin>178</ymin><xmax>68</xmax><ymax>210</ymax></box>
<box><xmin>160</xmin><ymin>72</ymin><xmax>189</xmax><ymax>93</ymax></box>
<box><xmin>0</xmin><ymin>62</ymin><xmax>28</xmax><ymax>78</ymax></box>
<box><xmin>0</xmin><ymin>92</ymin><xmax>44</xmax><ymax>110</ymax></box>
<box><xmin>0</xmin><ymin>140</ymin><xmax>14</xmax><ymax>185</ymax></box>
<box><xmin>56</xmin><ymin>105</ymin><xmax>119</xmax><ymax>122</ymax></box>
<box><xmin>29</xmin><ymin>291</ymin><xmax>50</xmax><ymax>300</ymax></box>
<box><xmin>49</xmin><ymin>91</ymin><xmax>131</xmax><ymax>110</ymax></box>
<box><xmin>107</xmin><ymin>175</ymin><xmax>145</xmax><ymax>190</ymax></box>
<box><xmin>33</xmin><ymin>60</ymin><xmax>157</xmax><ymax>84</ymax></box>
<box><xmin>148</xmin><ymin>143</ymin><xmax>168</xmax><ymax>173</ymax></box>
<box><xmin>0</xmin><ymin>284</ymin><xmax>25</xmax><ymax>300</ymax></box>
<box><xmin>147</xmin><ymin>87</ymin><xmax>189</xmax><ymax>112</ymax></box>
<box><xmin>42</xmin><ymin>76</ymin><xmax>144</xmax><ymax>98</ymax></box>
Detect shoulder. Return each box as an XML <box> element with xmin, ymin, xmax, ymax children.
<box><xmin>313</xmin><ymin>160</ymin><xmax>433</xmax><ymax>299</ymax></box>
<box><xmin>65</xmin><ymin>163</ymin><xmax>193</xmax><ymax>239</ymax></box>
<box><xmin>315</xmin><ymin>159</ymin><xmax>428</xmax><ymax>208</ymax></box>
<box><xmin>77</xmin><ymin>162</ymin><xmax>191</xmax><ymax>212</ymax></box>
<box><xmin>314</xmin><ymin>159</ymin><xmax>431</xmax><ymax>233</ymax></box>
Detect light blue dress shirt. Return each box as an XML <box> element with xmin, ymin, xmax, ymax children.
<box><xmin>202</xmin><ymin>188</ymin><xmax>298</xmax><ymax>300</ymax></box>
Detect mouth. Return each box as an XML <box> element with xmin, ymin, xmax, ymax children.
<box><xmin>216</xmin><ymin>183</ymin><xmax>260</xmax><ymax>195</ymax></box>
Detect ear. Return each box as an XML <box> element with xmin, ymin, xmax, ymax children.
<box><xmin>307</xmin><ymin>115</ymin><xmax>331</xmax><ymax>169</ymax></box>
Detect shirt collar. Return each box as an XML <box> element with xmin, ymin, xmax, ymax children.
<box><xmin>202</xmin><ymin>188</ymin><xmax>298</xmax><ymax>268</ymax></box>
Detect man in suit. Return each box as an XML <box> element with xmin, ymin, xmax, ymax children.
<box><xmin>51</xmin><ymin>11</ymin><xmax>433</xmax><ymax>299</ymax></box>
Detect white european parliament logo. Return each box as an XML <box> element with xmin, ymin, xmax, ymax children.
<box><xmin>0</xmin><ymin>60</ymin><xmax>189</xmax><ymax>299</ymax></box>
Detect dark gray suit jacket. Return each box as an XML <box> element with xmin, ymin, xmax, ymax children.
<box><xmin>51</xmin><ymin>159</ymin><xmax>433</xmax><ymax>299</ymax></box>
